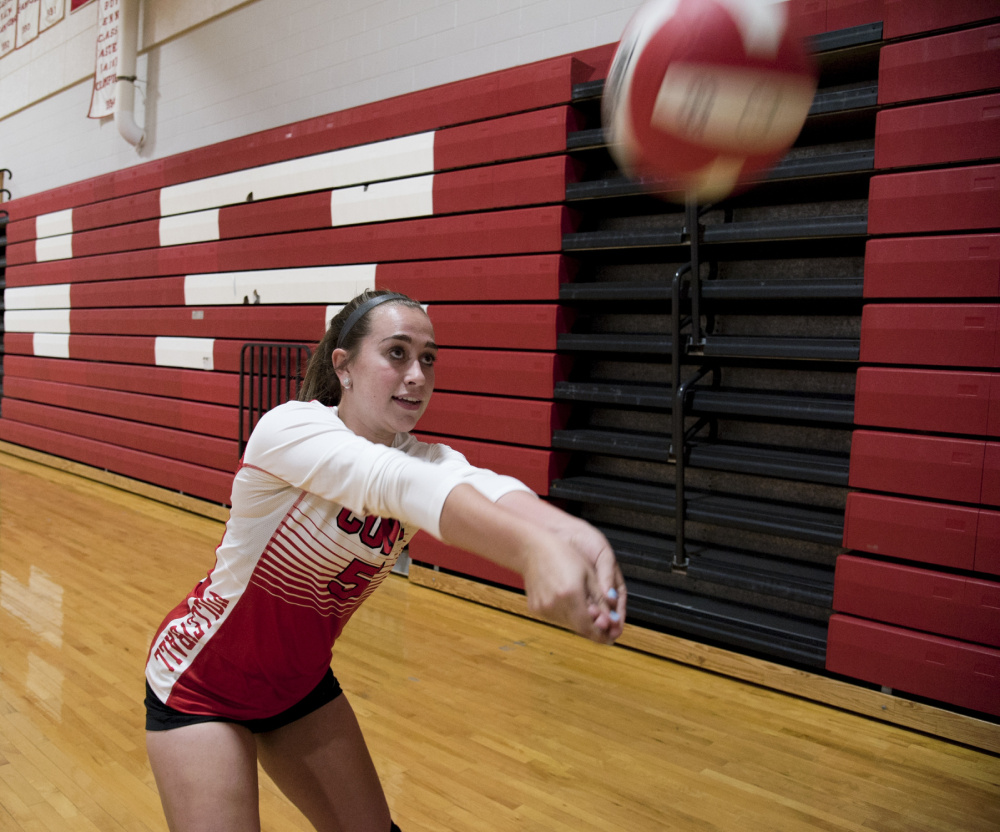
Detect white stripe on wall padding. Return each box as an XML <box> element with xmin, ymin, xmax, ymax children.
<box><xmin>35</xmin><ymin>234</ymin><xmax>73</xmax><ymax>261</ymax></box>
<box><xmin>4</xmin><ymin>309</ymin><xmax>71</xmax><ymax>333</ymax></box>
<box><xmin>159</xmin><ymin>209</ymin><xmax>221</xmax><ymax>247</ymax></box>
<box><xmin>330</xmin><ymin>175</ymin><xmax>434</xmax><ymax>228</ymax></box>
<box><xmin>324</xmin><ymin>305</ymin><xmax>347</xmax><ymax>330</ymax></box>
<box><xmin>183</xmin><ymin>265</ymin><xmax>377</xmax><ymax>306</ymax></box>
<box><xmin>159</xmin><ymin>132</ymin><xmax>436</xmax><ymax>218</ymax></box>
<box><xmin>33</xmin><ymin>333</ymin><xmax>71</xmax><ymax>359</ymax></box>
<box><xmin>154</xmin><ymin>337</ymin><xmax>215</xmax><ymax>371</ymax></box>
<box><xmin>5</xmin><ymin>284</ymin><xmax>72</xmax><ymax>310</ymax></box>
<box><xmin>35</xmin><ymin>208</ymin><xmax>73</xmax><ymax>238</ymax></box>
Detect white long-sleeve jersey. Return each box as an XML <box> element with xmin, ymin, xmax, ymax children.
<box><xmin>145</xmin><ymin>400</ymin><xmax>531</xmax><ymax>719</ymax></box>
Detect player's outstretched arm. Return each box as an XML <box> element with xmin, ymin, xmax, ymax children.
<box><xmin>495</xmin><ymin>490</ymin><xmax>626</xmax><ymax>640</ymax></box>
<box><xmin>438</xmin><ymin>484</ymin><xmax>623</xmax><ymax>644</ymax></box>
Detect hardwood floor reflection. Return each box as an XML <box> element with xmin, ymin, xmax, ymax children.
<box><xmin>1</xmin><ymin>452</ymin><xmax>998</xmax><ymax>831</ymax></box>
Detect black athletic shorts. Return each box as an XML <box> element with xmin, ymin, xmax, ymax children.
<box><xmin>144</xmin><ymin>668</ymin><xmax>343</xmax><ymax>733</ymax></box>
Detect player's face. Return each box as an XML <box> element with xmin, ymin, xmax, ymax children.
<box><xmin>334</xmin><ymin>304</ymin><xmax>437</xmax><ymax>445</ymax></box>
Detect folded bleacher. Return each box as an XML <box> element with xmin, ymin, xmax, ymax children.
<box><xmin>1</xmin><ymin>0</ymin><xmax>997</xmax><ymax>721</ymax></box>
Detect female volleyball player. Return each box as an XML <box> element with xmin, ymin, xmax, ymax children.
<box><xmin>144</xmin><ymin>289</ymin><xmax>627</xmax><ymax>832</ymax></box>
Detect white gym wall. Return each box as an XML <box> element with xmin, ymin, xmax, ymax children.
<box><xmin>0</xmin><ymin>0</ymin><xmax>642</xmax><ymax>199</ymax></box>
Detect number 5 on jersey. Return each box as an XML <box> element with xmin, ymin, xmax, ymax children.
<box><xmin>328</xmin><ymin>559</ymin><xmax>380</xmax><ymax>601</ymax></box>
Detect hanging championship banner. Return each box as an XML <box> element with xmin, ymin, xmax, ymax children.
<box><xmin>0</xmin><ymin>0</ymin><xmax>17</xmax><ymax>56</ymax></box>
<box><xmin>40</xmin><ymin>0</ymin><xmax>64</xmax><ymax>31</ymax></box>
<box><xmin>15</xmin><ymin>0</ymin><xmax>40</xmax><ymax>48</ymax></box>
<box><xmin>88</xmin><ymin>0</ymin><xmax>120</xmax><ymax>118</ymax></box>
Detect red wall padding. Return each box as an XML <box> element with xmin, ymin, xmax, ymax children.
<box><xmin>978</xmin><ymin>510</ymin><xmax>1000</xmax><ymax>575</ymax></box>
<box><xmin>63</xmin><ymin>306</ymin><xmax>328</xmax><ymax>341</ymax></box>
<box><xmin>5</xmin><ymin>107</ymin><xmax>581</xmax><ymax>245</ymax></box>
<box><xmin>412</xmin><ymin>433</ymin><xmax>566</xmax><ymax>496</ymax></box>
<box><xmin>983</xmin><ymin>442</ymin><xmax>1000</xmax><ymax>507</ymax></box>
<box><xmin>853</xmin><ymin>367</ymin><xmax>998</xmax><ymax>436</ymax></box>
<box><xmin>826</xmin><ymin>614</ymin><xmax>1000</xmax><ymax>716</ymax></box>
<box><xmin>0</xmin><ymin>420</ymin><xmax>234</xmax><ymax>504</ymax></box>
<box><xmin>4</xmin><ymin>356</ymin><xmax>240</xmax><ymax>405</ymax></box>
<box><xmin>825</xmin><ymin>0</ymin><xmax>882</xmax><ymax>31</ymax></box>
<box><xmin>1</xmin><ymin>400</ymin><xmax>238</xmax><ymax>472</ymax></box>
<box><xmin>432</xmin><ymin>349</ymin><xmax>570</xmax><ymax>399</ymax></box>
<box><xmin>883</xmin><ymin>0</ymin><xmax>1000</xmax><ymax>39</ymax></box>
<box><xmin>433</xmin><ymin>106</ymin><xmax>582</xmax><ymax>171</ymax></box>
<box><xmin>843</xmin><ymin>492</ymin><xmax>986</xmax><ymax>572</ymax></box>
<box><xmin>859</xmin><ymin>304</ymin><xmax>999</xmax><ymax>367</ymax></box>
<box><xmin>407</xmin><ymin>533</ymin><xmax>524</xmax><ymax>589</ymax></box>
<box><xmin>833</xmin><ymin>554</ymin><xmax>1000</xmax><ymax>647</ymax></box>
<box><xmin>795</xmin><ymin>0</ymin><xmax>1000</xmax><ymax>38</ymax></box>
<box><xmin>5</xmin><ymin>55</ymin><xmax>608</xmax><ymax>221</ymax></box>
<box><xmin>418</xmin><ymin>392</ymin><xmax>569</xmax><ymax>448</ymax></box>
<box><xmin>70</xmin><ymin>276</ymin><xmax>187</xmax><ymax>307</ymax></box>
<box><xmin>8</xmin><ymin>157</ymin><xmax>567</xmax><ymax>263</ymax></box>
<box><xmin>376</xmin><ymin>254</ymin><xmax>572</xmax><ymax>302</ymax></box>
<box><xmin>1</xmin><ymin>334</ymin><xmax>250</xmax><ymax>372</ymax></box>
<box><xmin>849</xmin><ymin>430</ymin><xmax>996</xmax><ymax>506</ymax></box>
<box><xmin>432</xmin><ymin>156</ymin><xmax>576</xmax><ymax>216</ymax></box>
<box><xmin>874</xmin><ymin>93</ymin><xmax>1000</xmax><ymax>170</ymax></box>
<box><xmin>3</xmin><ymin>378</ymin><xmax>238</xmax><ymax>439</ymax></box>
<box><xmin>868</xmin><ymin>164</ymin><xmax>1000</xmax><ymax>236</ymax></box>
<box><xmin>6</xmin><ymin>207</ymin><xmax>572</xmax><ymax>287</ymax></box>
<box><xmin>427</xmin><ymin>304</ymin><xmax>571</xmax><ymax>350</ymax></box>
<box><xmin>878</xmin><ymin>23</ymin><xmax>1000</xmax><ymax>104</ymax></box>
<box><xmin>8</xmin><ymin>255</ymin><xmax>572</xmax><ymax>308</ymax></box>
<box><xmin>863</xmin><ymin>234</ymin><xmax>1000</xmax><ymax>299</ymax></box>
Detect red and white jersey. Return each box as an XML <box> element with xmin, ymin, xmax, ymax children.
<box><xmin>145</xmin><ymin>400</ymin><xmax>530</xmax><ymax>719</ymax></box>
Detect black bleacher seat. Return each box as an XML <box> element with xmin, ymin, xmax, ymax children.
<box><xmin>626</xmin><ymin>580</ymin><xmax>829</xmax><ymax>666</ymax></box>
<box><xmin>555</xmin><ymin>22</ymin><xmax>872</xmax><ymax>664</ymax></box>
<box><xmin>549</xmin><ymin>475</ymin><xmax>844</xmax><ymax>547</ymax></box>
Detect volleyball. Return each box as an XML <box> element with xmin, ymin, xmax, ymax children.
<box><xmin>602</xmin><ymin>0</ymin><xmax>818</xmax><ymax>202</ymax></box>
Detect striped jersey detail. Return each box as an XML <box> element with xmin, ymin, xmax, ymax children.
<box><xmin>251</xmin><ymin>499</ymin><xmax>389</xmax><ymax>618</ymax></box>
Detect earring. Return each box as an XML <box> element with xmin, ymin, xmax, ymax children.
<box><xmin>342</xmin><ymin>378</ymin><xmax>351</xmax><ymax>389</ymax></box>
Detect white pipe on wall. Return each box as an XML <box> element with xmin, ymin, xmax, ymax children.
<box><xmin>115</xmin><ymin>0</ymin><xmax>145</xmax><ymax>148</ymax></box>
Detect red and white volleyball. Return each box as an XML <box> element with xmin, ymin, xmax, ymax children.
<box><xmin>602</xmin><ymin>0</ymin><xmax>818</xmax><ymax>202</ymax></box>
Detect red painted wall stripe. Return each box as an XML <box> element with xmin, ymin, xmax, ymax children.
<box><xmin>868</xmin><ymin>164</ymin><xmax>1000</xmax><ymax>235</ymax></box>
<box><xmin>408</xmin><ymin>532</ymin><xmax>524</xmax><ymax>589</ymax></box>
<box><xmin>833</xmin><ymin>554</ymin><xmax>1000</xmax><ymax>647</ymax></box>
<box><xmin>875</xmin><ymin>93</ymin><xmax>1000</xmax><ymax>171</ymax></box>
<box><xmin>6</xmin><ymin>107</ymin><xmax>579</xmax><ymax>245</ymax></box>
<box><xmin>412</xmin><ymin>432</ymin><xmax>565</xmax><ymax>496</ymax></box>
<box><xmin>883</xmin><ymin>0</ymin><xmax>1000</xmax><ymax>39</ymax></box>
<box><xmin>427</xmin><ymin>304</ymin><xmax>572</xmax><ymax>351</ymax></box>
<box><xmin>4</xmin><ymin>356</ymin><xmax>239</xmax><ymax>406</ymax></box>
<box><xmin>878</xmin><ymin>22</ymin><xmax>1000</xmax><ymax>104</ymax></box>
<box><xmin>0</xmin><ymin>420</ymin><xmax>234</xmax><ymax>504</ymax></box>
<box><xmin>843</xmin><ymin>491</ymin><xmax>980</xmax><ymax>571</ymax></box>
<box><xmin>854</xmin><ymin>367</ymin><xmax>997</xmax><ymax>436</ymax></box>
<box><xmin>419</xmin><ymin>391</ymin><xmax>569</xmax><ymax>448</ymax></box>
<box><xmin>826</xmin><ymin>614</ymin><xmax>1000</xmax><ymax>716</ymax></box>
<box><xmin>375</xmin><ymin>254</ymin><xmax>572</xmax><ymax>302</ymax></box>
<box><xmin>433</xmin><ymin>349</ymin><xmax>570</xmax><ymax>399</ymax></box>
<box><xmin>1</xmin><ymin>399</ymin><xmax>239</xmax><ymax>472</ymax></box>
<box><xmin>863</xmin><ymin>234</ymin><xmax>1000</xmax><ymax>299</ymax></box>
<box><xmin>859</xmin><ymin>304</ymin><xmax>999</xmax><ymax>368</ymax></box>
<box><xmin>3</xmin><ymin>378</ymin><xmax>238</xmax><ymax>440</ymax></box>
<box><xmin>849</xmin><ymin>430</ymin><xmax>989</xmax><ymax>505</ymax></box>
<box><xmin>5</xmin><ymin>56</ymin><xmax>601</xmax><ymax>221</ymax></box>
<box><xmin>6</xmin><ymin>207</ymin><xmax>571</xmax><ymax>286</ymax></box>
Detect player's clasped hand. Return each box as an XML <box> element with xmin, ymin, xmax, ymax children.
<box><xmin>521</xmin><ymin>528</ymin><xmax>627</xmax><ymax>645</ymax></box>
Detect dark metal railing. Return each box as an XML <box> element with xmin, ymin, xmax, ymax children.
<box><xmin>238</xmin><ymin>342</ymin><xmax>311</xmax><ymax>454</ymax></box>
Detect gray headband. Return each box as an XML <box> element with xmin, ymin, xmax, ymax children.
<box><xmin>336</xmin><ymin>293</ymin><xmax>408</xmax><ymax>349</ymax></box>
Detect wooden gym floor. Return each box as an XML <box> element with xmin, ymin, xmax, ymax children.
<box><xmin>1</xmin><ymin>451</ymin><xmax>998</xmax><ymax>831</ymax></box>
